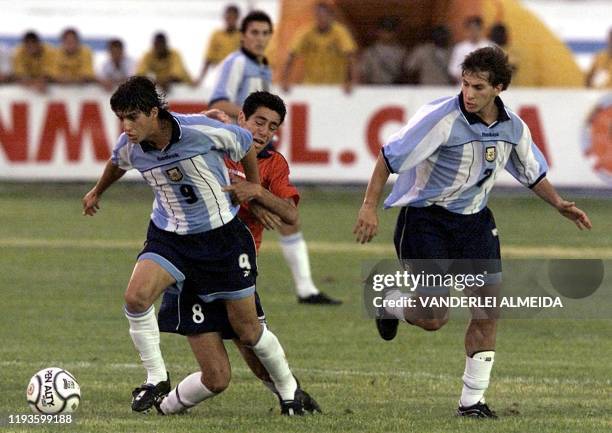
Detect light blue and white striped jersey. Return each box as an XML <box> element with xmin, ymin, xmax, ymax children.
<box><xmin>209</xmin><ymin>48</ymin><xmax>271</xmax><ymax>107</ymax></box>
<box><xmin>111</xmin><ymin>113</ymin><xmax>253</xmax><ymax>234</ymax></box>
<box><xmin>382</xmin><ymin>94</ymin><xmax>548</xmax><ymax>214</ymax></box>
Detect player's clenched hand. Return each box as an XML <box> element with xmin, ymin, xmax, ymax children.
<box><xmin>82</xmin><ymin>189</ymin><xmax>100</xmax><ymax>216</ymax></box>
<box><xmin>202</xmin><ymin>108</ymin><xmax>231</xmax><ymax>124</ymax></box>
<box><xmin>223</xmin><ymin>181</ymin><xmax>262</xmax><ymax>203</ymax></box>
<box><xmin>557</xmin><ymin>200</ymin><xmax>592</xmax><ymax>230</ymax></box>
<box><xmin>250</xmin><ymin>202</ymin><xmax>282</xmax><ymax>230</ymax></box>
<box><xmin>354</xmin><ymin>204</ymin><xmax>378</xmax><ymax>243</ymax></box>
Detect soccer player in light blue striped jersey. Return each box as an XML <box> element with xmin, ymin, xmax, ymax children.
<box><xmin>354</xmin><ymin>47</ymin><xmax>592</xmax><ymax>418</ymax></box>
<box><xmin>82</xmin><ymin>76</ymin><xmax>305</xmax><ymax>415</ymax></box>
<box><xmin>209</xmin><ymin>10</ymin><xmax>341</xmax><ymax>305</ymax></box>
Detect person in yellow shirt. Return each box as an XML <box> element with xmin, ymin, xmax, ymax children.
<box><xmin>586</xmin><ymin>28</ymin><xmax>612</xmax><ymax>88</ymax></box>
<box><xmin>54</xmin><ymin>28</ymin><xmax>95</xmax><ymax>84</ymax></box>
<box><xmin>137</xmin><ymin>32</ymin><xmax>192</xmax><ymax>91</ymax></box>
<box><xmin>281</xmin><ymin>2</ymin><xmax>358</xmax><ymax>93</ymax></box>
<box><xmin>12</xmin><ymin>31</ymin><xmax>57</xmax><ymax>92</ymax></box>
<box><xmin>196</xmin><ymin>4</ymin><xmax>241</xmax><ymax>86</ymax></box>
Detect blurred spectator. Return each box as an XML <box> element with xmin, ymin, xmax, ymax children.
<box><xmin>489</xmin><ymin>23</ymin><xmax>521</xmax><ymax>83</ymax></box>
<box><xmin>0</xmin><ymin>42</ymin><xmax>11</xmax><ymax>83</ymax></box>
<box><xmin>55</xmin><ymin>28</ymin><xmax>95</xmax><ymax>84</ymax></box>
<box><xmin>136</xmin><ymin>32</ymin><xmax>192</xmax><ymax>91</ymax></box>
<box><xmin>12</xmin><ymin>31</ymin><xmax>56</xmax><ymax>92</ymax></box>
<box><xmin>281</xmin><ymin>2</ymin><xmax>358</xmax><ymax>93</ymax></box>
<box><xmin>448</xmin><ymin>16</ymin><xmax>492</xmax><ymax>82</ymax></box>
<box><xmin>586</xmin><ymin>28</ymin><xmax>612</xmax><ymax>88</ymax></box>
<box><xmin>196</xmin><ymin>4</ymin><xmax>241</xmax><ymax>86</ymax></box>
<box><xmin>404</xmin><ymin>25</ymin><xmax>453</xmax><ymax>85</ymax></box>
<box><xmin>98</xmin><ymin>39</ymin><xmax>135</xmax><ymax>91</ymax></box>
<box><xmin>359</xmin><ymin>16</ymin><xmax>408</xmax><ymax>85</ymax></box>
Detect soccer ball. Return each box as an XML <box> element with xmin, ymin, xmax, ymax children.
<box><xmin>27</xmin><ymin>367</ymin><xmax>81</xmax><ymax>414</ymax></box>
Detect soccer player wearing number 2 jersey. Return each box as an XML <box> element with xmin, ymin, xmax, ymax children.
<box><xmin>354</xmin><ymin>47</ymin><xmax>592</xmax><ymax>418</ymax></box>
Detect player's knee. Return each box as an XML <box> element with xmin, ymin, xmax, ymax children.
<box><xmin>201</xmin><ymin>368</ymin><xmax>230</xmax><ymax>394</ymax></box>
<box><xmin>279</xmin><ymin>220</ymin><xmax>301</xmax><ymax>235</ymax></box>
<box><xmin>123</xmin><ymin>289</ymin><xmax>153</xmax><ymax>313</ymax></box>
<box><xmin>234</xmin><ymin>322</ymin><xmax>263</xmax><ymax>347</ymax></box>
<box><xmin>415</xmin><ymin>317</ymin><xmax>448</xmax><ymax>331</ymax></box>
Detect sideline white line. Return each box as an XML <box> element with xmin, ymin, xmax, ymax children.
<box><xmin>2</xmin><ymin>360</ymin><xmax>608</xmax><ymax>387</ymax></box>
<box><xmin>1</xmin><ymin>238</ymin><xmax>611</xmax><ymax>258</ymax></box>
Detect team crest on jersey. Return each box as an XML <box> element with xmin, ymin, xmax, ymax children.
<box><xmin>485</xmin><ymin>146</ymin><xmax>496</xmax><ymax>162</ymax></box>
<box><xmin>166</xmin><ymin>167</ymin><xmax>183</xmax><ymax>182</ymax></box>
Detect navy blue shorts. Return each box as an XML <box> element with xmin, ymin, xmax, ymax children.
<box><xmin>393</xmin><ymin>205</ymin><xmax>501</xmax><ymax>280</ymax></box>
<box><xmin>158</xmin><ymin>289</ymin><xmax>266</xmax><ymax>339</ymax></box>
<box><xmin>138</xmin><ymin>217</ymin><xmax>257</xmax><ymax>302</ymax></box>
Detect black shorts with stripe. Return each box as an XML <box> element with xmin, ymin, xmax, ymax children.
<box><xmin>138</xmin><ymin>217</ymin><xmax>258</xmax><ymax>302</ymax></box>
<box><xmin>393</xmin><ymin>205</ymin><xmax>501</xmax><ymax>277</ymax></box>
<box><xmin>158</xmin><ymin>289</ymin><xmax>266</xmax><ymax>340</ymax></box>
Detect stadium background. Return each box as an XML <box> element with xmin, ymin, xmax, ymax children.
<box><xmin>0</xmin><ymin>1</ymin><xmax>610</xmax><ymax>432</ymax></box>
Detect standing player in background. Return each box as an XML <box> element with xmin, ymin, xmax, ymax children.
<box><xmin>82</xmin><ymin>77</ymin><xmax>308</xmax><ymax>415</ymax></box>
<box><xmin>210</xmin><ymin>10</ymin><xmax>341</xmax><ymax>305</ymax></box>
<box><xmin>354</xmin><ymin>47</ymin><xmax>592</xmax><ymax>418</ymax></box>
<box><xmin>195</xmin><ymin>4</ymin><xmax>241</xmax><ymax>86</ymax></box>
<box><xmin>156</xmin><ymin>90</ymin><xmax>321</xmax><ymax>416</ymax></box>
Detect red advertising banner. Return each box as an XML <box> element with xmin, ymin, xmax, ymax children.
<box><xmin>0</xmin><ymin>85</ymin><xmax>610</xmax><ymax>187</ymax></box>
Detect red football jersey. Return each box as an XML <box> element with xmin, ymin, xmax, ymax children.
<box><xmin>225</xmin><ymin>147</ymin><xmax>299</xmax><ymax>252</ymax></box>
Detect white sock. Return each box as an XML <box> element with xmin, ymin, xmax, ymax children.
<box><xmin>125</xmin><ymin>305</ymin><xmax>167</xmax><ymax>384</ymax></box>
<box><xmin>251</xmin><ymin>327</ymin><xmax>298</xmax><ymax>401</ymax></box>
<box><xmin>279</xmin><ymin>232</ymin><xmax>319</xmax><ymax>298</ymax></box>
<box><xmin>383</xmin><ymin>290</ymin><xmax>410</xmax><ymax>321</ymax></box>
<box><xmin>160</xmin><ymin>372</ymin><xmax>217</xmax><ymax>414</ymax></box>
<box><xmin>460</xmin><ymin>351</ymin><xmax>495</xmax><ymax>407</ymax></box>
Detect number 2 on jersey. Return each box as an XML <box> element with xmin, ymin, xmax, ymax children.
<box><xmin>476</xmin><ymin>168</ymin><xmax>493</xmax><ymax>187</ymax></box>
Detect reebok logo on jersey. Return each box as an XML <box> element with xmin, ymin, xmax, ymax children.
<box><xmin>482</xmin><ymin>132</ymin><xmax>499</xmax><ymax>137</ymax></box>
<box><xmin>157</xmin><ymin>152</ymin><xmax>179</xmax><ymax>161</ymax></box>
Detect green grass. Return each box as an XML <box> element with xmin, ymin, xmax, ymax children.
<box><xmin>0</xmin><ymin>182</ymin><xmax>611</xmax><ymax>433</ymax></box>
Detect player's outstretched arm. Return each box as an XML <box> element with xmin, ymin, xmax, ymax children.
<box><xmin>223</xmin><ymin>181</ymin><xmax>298</xmax><ymax>226</ymax></box>
<box><xmin>354</xmin><ymin>153</ymin><xmax>391</xmax><ymax>243</ymax></box>
<box><xmin>531</xmin><ymin>178</ymin><xmax>592</xmax><ymax>230</ymax></box>
<box><xmin>82</xmin><ymin>160</ymin><xmax>126</xmax><ymax>216</ymax></box>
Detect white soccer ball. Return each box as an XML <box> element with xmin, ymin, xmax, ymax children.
<box><xmin>27</xmin><ymin>367</ymin><xmax>81</xmax><ymax>414</ymax></box>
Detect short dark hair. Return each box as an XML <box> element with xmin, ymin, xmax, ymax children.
<box><xmin>377</xmin><ymin>16</ymin><xmax>399</xmax><ymax>32</ymax></box>
<box><xmin>489</xmin><ymin>23</ymin><xmax>508</xmax><ymax>46</ymax></box>
<box><xmin>23</xmin><ymin>31</ymin><xmax>40</xmax><ymax>43</ymax></box>
<box><xmin>108</xmin><ymin>38</ymin><xmax>123</xmax><ymax>50</ymax></box>
<box><xmin>462</xmin><ymin>46</ymin><xmax>512</xmax><ymax>90</ymax></box>
<box><xmin>242</xmin><ymin>91</ymin><xmax>286</xmax><ymax>124</ymax></box>
<box><xmin>61</xmin><ymin>28</ymin><xmax>79</xmax><ymax>40</ymax></box>
<box><xmin>225</xmin><ymin>4</ymin><xmax>239</xmax><ymax>15</ymax></box>
<box><xmin>110</xmin><ymin>76</ymin><xmax>168</xmax><ymax>116</ymax></box>
<box><xmin>240</xmin><ymin>10</ymin><xmax>273</xmax><ymax>33</ymax></box>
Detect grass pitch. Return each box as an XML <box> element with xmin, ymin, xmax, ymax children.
<box><xmin>0</xmin><ymin>182</ymin><xmax>610</xmax><ymax>433</ymax></box>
